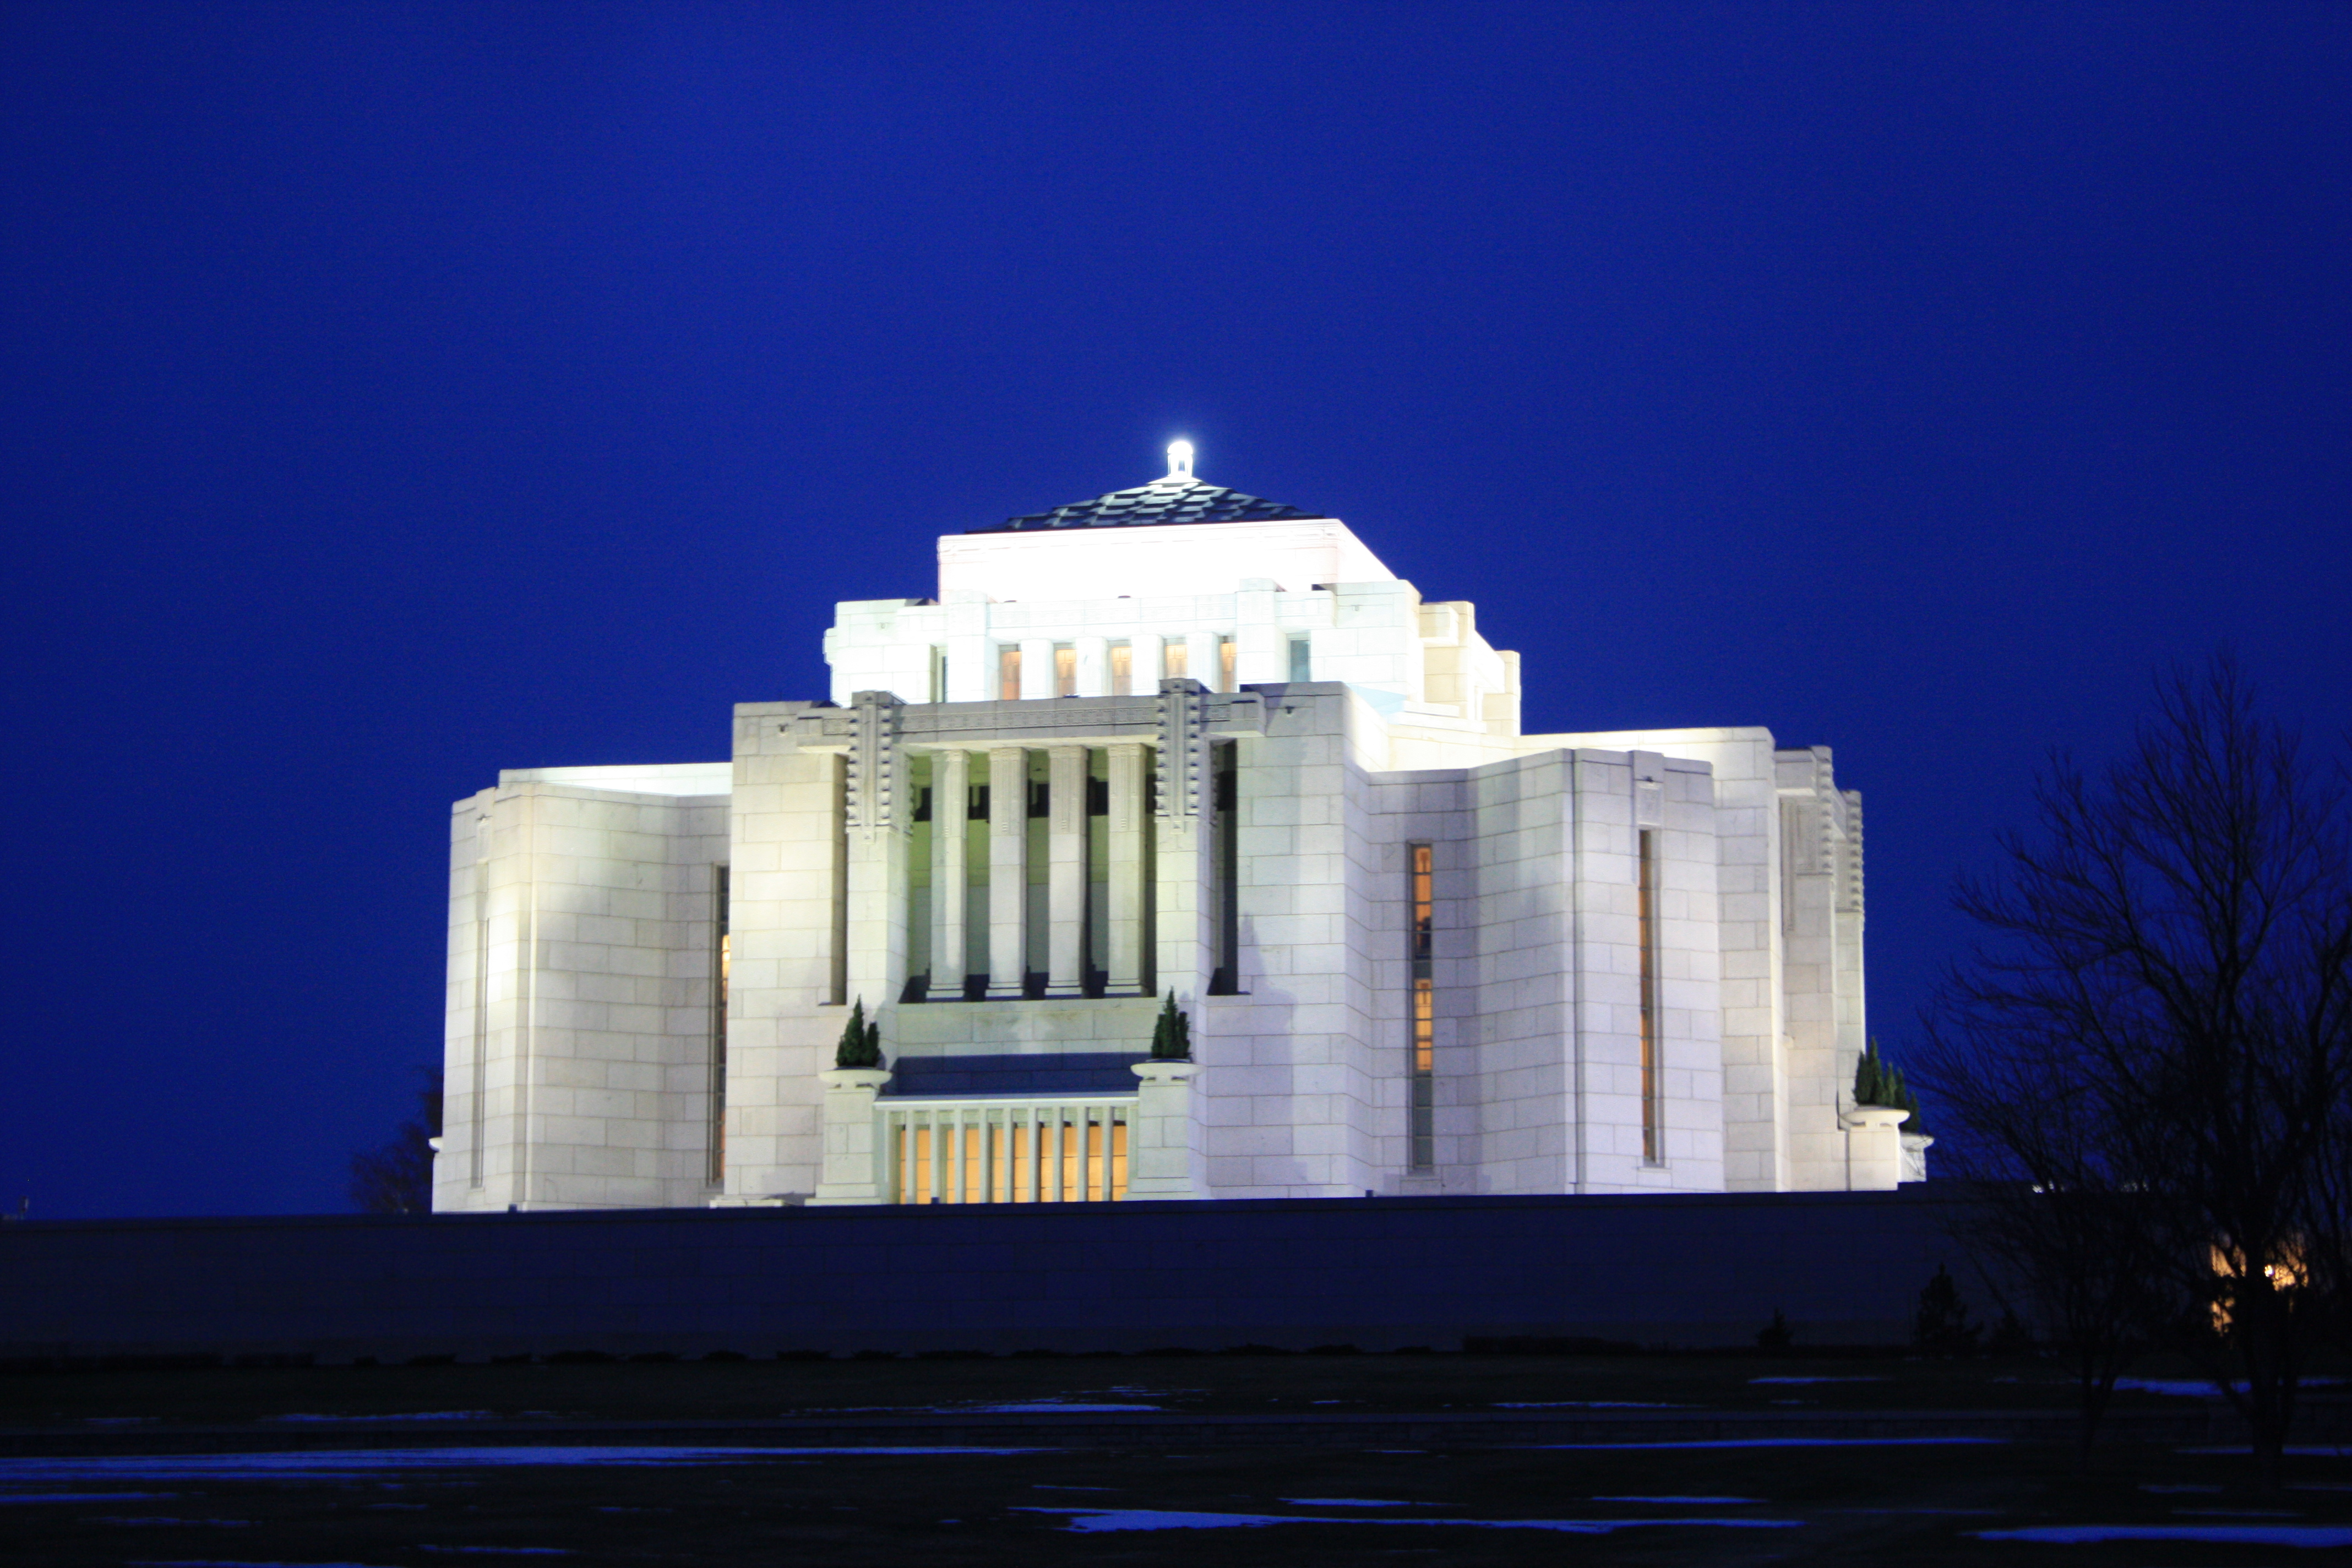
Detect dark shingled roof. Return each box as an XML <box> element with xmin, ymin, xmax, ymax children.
<box><xmin>984</xmin><ymin>477</ymin><xmax>1321</xmax><ymax>532</ymax></box>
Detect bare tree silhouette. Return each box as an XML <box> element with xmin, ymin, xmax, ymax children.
<box><xmin>1920</xmin><ymin>656</ymin><xmax>2352</xmax><ymax>1485</ymax></box>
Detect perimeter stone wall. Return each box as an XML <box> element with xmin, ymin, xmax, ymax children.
<box><xmin>0</xmin><ymin>1189</ymin><xmax>1982</xmax><ymax>1364</ymax></box>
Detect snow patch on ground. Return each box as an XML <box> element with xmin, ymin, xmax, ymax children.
<box><xmin>267</xmin><ymin>1412</ymin><xmax>498</xmax><ymax>1423</ymax></box>
<box><xmin>1018</xmin><ymin>1506</ymin><xmax>1801</xmax><ymax>1534</ymax></box>
<box><xmin>959</xmin><ymin>1402</ymin><xmax>1158</xmax><ymax>1414</ymax></box>
<box><xmin>1535</xmin><ymin>1437</ymin><xmax>2003</xmax><ymax>1451</ymax></box>
<box><xmin>1977</xmin><ymin>1524</ymin><xmax>2352</xmax><ymax>1546</ymax></box>
<box><xmin>0</xmin><ymin>1446</ymin><xmax>1045</xmax><ymax>1483</ymax></box>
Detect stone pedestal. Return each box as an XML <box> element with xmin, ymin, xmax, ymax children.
<box><xmin>1840</xmin><ymin>1106</ymin><xmax>1909</xmax><ymax>1192</ymax></box>
<box><xmin>1899</xmin><ymin>1130</ymin><xmax>1935</xmax><ymax>1186</ymax></box>
<box><xmin>808</xmin><ymin>1068</ymin><xmax>894</xmax><ymax>1205</ymax></box>
<box><xmin>1127</xmin><ymin>1060</ymin><xmax>1205</xmax><ymax>1199</ymax></box>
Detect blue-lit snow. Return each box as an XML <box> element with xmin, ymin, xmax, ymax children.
<box><xmin>959</xmin><ymin>1402</ymin><xmax>1158</xmax><ymax>1413</ymax></box>
<box><xmin>0</xmin><ymin>1445</ymin><xmax>1043</xmax><ymax>1483</ymax></box>
<box><xmin>1018</xmin><ymin>1506</ymin><xmax>1801</xmax><ymax>1533</ymax></box>
<box><xmin>266</xmin><ymin>1411</ymin><xmax>498</xmax><ymax>1423</ymax></box>
<box><xmin>1975</xmin><ymin>1523</ymin><xmax>2352</xmax><ymax>1546</ymax></box>
<box><xmin>1535</xmin><ymin>1436</ymin><xmax>2003</xmax><ymax>1451</ymax></box>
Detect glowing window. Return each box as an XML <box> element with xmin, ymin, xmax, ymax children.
<box><xmin>998</xmin><ymin>646</ymin><xmax>1021</xmax><ymax>701</ymax></box>
<box><xmin>1109</xmin><ymin>644</ymin><xmax>1132</xmax><ymax>696</ymax></box>
<box><xmin>1054</xmin><ymin>645</ymin><xmax>1077</xmax><ymax>698</ymax></box>
<box><xmin>894</xmin><ymin>1109</ymin><xmax>1128</xmax><ymax>1203</ymax></box>
<box><xmin>1409</xmin><ymin>843</ymin><xmax>1434</xmax><ymax>1171</ymax></box>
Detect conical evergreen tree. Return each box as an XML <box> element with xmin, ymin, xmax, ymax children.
<box><xmin>1853</xmin><ymin>1038</ymin><xmax>1925</xmax><ymax>1128</ymax></box>
<box><xmin>1150</xmin><ymin>991</ymin><xmax>1192</xmax><ymax>1060</ymax></box>
<box><xmin>835</xmin><ymin>998</ymin><xmax>882</xmax><ymax>1069</ymax></box>
<box><xmin>1854</xmin><ymin>1037</ymin><xmax>1887</xmax><ymax>1105</ymax></box>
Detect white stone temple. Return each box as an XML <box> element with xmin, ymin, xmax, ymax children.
<box><xmin>433</xmin><ymin>444</ymin><xmax>1917</xmax><ymax>1213</ymax></box>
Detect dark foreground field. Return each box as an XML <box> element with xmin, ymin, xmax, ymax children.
<box><xmin>4</xmin><ymin>1352</ymin><xmax>2351</xmax><ymax>1565</ymax></box>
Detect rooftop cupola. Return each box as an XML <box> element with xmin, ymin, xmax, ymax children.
<box><xmin>987</xmin><ymin>440</ymin><xmax>1320</xmax><ymax>532</ymax></box>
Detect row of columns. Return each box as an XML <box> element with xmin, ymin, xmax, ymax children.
<box><xmin>1009</xmin><ymin>632</ymin><xmax>1231</xmax><ymax>700</ymax></box>
<box><xmin>929</xmin><ymin>742</ymin><xmax>1151</xmax><ymax>999</ymax></box>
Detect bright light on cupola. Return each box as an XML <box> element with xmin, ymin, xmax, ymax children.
<box><xmin>1164</xmin><ymin>439</ymin><xmax>1195</xmax><ymax>482</ymax></box>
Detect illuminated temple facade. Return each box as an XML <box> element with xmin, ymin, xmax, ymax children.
<box><xmin>432</xmin><ymin>445</ymin><xmax>1912</xmax><ymax>1213</ymax></box>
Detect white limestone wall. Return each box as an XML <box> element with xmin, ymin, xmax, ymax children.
<box><xmin>1549</xmin><ymin>751</ymin><xmax>1726</xmax><ymax>1194</ymax></box>
<box><xmin>1343</xmin><ymin>742</ymin><xmax>1725</xmax><ymax>1199</ymax></box>
<box><xmin>938</xmin><ymin>517</ymin><xmax>1393</xmax><ymax>601</ymax></box>
<box><xmin>824</xmin><ymin>518</ymin><xmax>1518</xmax><ymax>730</ymax></box>
<box><xmin>1458</xmin><ymin>755</ymin><xmax>1572</xmax><ymax>1194</ymax></box>
<box><xmin>1359</xmin><ymin>767</ymin><xmax>1483</xmax><ymax>1189</ymax></box>
<box><xmin>1776</xmin><ymin>747</ymin><xmax>1866</xmax><ymax>1190</ymax></box>
<box><xmin>716</xmin><ymin>703</ymin><xmax>845</xmax><ymax>1203</ymax></box>
<box><xmin>1198</xmin><ymin>688</ymin><xmax>1378</xmax><ymax>1197</ymax></box>
<box><xmin>889</xmin><ymin>997</ymin><xmax>1158</xmax><ymax>1060</ymax></box>
<box><xmin>1532</xmin><ymin>728</ymin><xmax>1788</xmax><ymax>1191</ymax></box>
<box><xmin>434</xmin><ymin>775</ymin><xmax>728</xmax><ymax>1213</ymax></box>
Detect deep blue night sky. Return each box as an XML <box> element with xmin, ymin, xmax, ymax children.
<box><xmin>5</xmin><ymin>3</ymin><xmax>2345</xmax><ymax>1217</ymax></box>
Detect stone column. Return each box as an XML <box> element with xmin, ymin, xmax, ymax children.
<box><xmin>1841</xmin><ymin>1106</ymin><xmax>1907</xmax><ymax>1191</ymax></box>
<box><xmin>1235</xmin><ymin>575</ymin><xmax>1282</xmax><ymax>684</ymax></box>
<box><xmin>1185</xmin><ymin>630</ymin><xmax>1223</xmax><ymax>692</ymax></box>
<box><xmin>1132</xmin><ymin>631</ymin><xmax>1165</xmax><ymax>689</ymax></box>
<box><xmin>929</xmin><ymin>748</ymin><xmax>968</xmax><ymax>1000</ymax></box>
<box><xmin>808</xmin><ymin>1066</ymin><xmax>892</xmax><ymax>1205</ymax></box>
<box><xmin>1046</xmin><ymin>745</ymin><xmax>1089</xmax><ymax>997</ymax></box>
<box><xmin>1106</xmin><ymin>742</ymin><xmax>1148</xmax><ymax>993</ymax></box>
<box><xmin>1128</xmin><ymin>1060</ymin><xmax>1205</xmax><ymax>1198</ymax></box>
<box><xmin>1020</xmin><ymin>637</ymin><xmax>1055</xmax><ymax>700</ymax></box>
<box><xmin>1075</xmin><ymin>635</ymin><xmax>1110</xmax><ymax>697</ymax></box>
<box><xmin>987</xmin><ymin>746</ymin><xmax>1028</xmax><ymax>998</ymax></box>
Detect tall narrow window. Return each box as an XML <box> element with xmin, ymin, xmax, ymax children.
<box><xmin>929</xmin><ymin>646</ymin><xmax>948</xmax><ymax>704</ymax></box>
<box><xmin>1218</xmin><ymin>636</ymin><xmax>1236</xmax><ymax>692</ymax></box>
<box><xmin>1409</xmin><ymin>842</ymin><xmax>1435</xmax><ymax>1171</ymax></box>
<box><xmin>1638</xmin><ymin>829</ymin><xmax>1662</xmax><ymax>1165</ymax></box>
<box><xmin>708</xmin><ymin>865</ymin><xmax>729</xmax><ymax>1187</ymax></box>
<box><xmin>1054</xmin><ymin>644</ymin><xmax>1077</xmax><ymax>696</ymax></box>
<box><xmin>1287</xmin><ymin>635</ymin><xmax>1311</xmax><ymax>683</ymax></box>
<box><xmin>1164</xmin><ymin>641</ymin><xmax>1189</xmax><ymax>679</ymax></box>
<box><xmin>998</xmin><ymin>646</ymin><xmax>1022</xmax><ymax>701</ymax></box>
<box><xmin>1109</xmin><ymin>643</ymin><xmax>1132</xmax><ymax>695</ymax></box>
